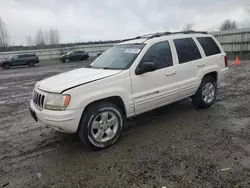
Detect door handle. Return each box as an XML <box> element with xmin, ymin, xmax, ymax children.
<box><xmin>165</xmin><ymin>70</ymin><xmax>176</xmax><ymax>76</ymax></box>
<box><xmin>197</xmin><ymin>63</ymin><xmax>205</xmax><ymax>67</ymax></box>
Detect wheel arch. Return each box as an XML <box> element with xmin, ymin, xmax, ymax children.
<box><xmin>203</xmin><ymin>71</ymin><xmax>218</xmax><ymax>82</ymax></box>
<box><xmin>77</xmin><ymin>96</ymin><xmax>127</xmax><ymax>132</ymax></box>
<box><xmin>3</xmin><ymin>62</ymin><xmax>11</xmax><ymax>68</ymax></box>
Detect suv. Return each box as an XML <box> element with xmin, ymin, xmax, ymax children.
<box><xmin>30</xmin><ymin>31</ymin><xmax>229</xmax><ymax>150</ymax></box>
<box><xmin>60</xmin><ymin>50</ymin><xmax>89</xmax><ymax>63</ymax></box>
<box><xmin>0</xmin><ymin>53</ymin><xmax>39</xmax><ymax>69</ymax></box>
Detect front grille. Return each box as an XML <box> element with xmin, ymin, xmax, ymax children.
<box><xmin>33</xmin><ymin>91</ymin><xmax>45</xmax><ymax>110</ymax></box>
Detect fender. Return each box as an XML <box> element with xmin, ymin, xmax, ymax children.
<box><xmin>197</xmin><ymin>64</ymin><xmax>219</xmax><ymax>83</ymax></box>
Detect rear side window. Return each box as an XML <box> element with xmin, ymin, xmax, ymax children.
<box><xmin>19</xmin><ymin>54</ymin><xmax>34</xmax><ymax>58</ymax></box>
<box><xmin>18</xmin><ymin>55</ymin><xmax>26</xmax><ymax>58</ymax></box>
<box><xmin>174</xmin><ymin>38</ymin><xmax>201</xmax><ymax>64</ymax></box>
<box><xmin>72</xmin><ymin>51</ymin><xmax>83</xmax><ymax>55</ymax></box>
<box><xmin>197</xmin><ymin>37</ymin><xmax>221</xmax><ymax>56</ymax></box>
<box><xmin>141</xmin><ymin>41</ymin><xmax>173</xmax><ymax>70</ymax></box>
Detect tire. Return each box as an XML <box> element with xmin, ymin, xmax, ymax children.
<box><xmin>3</xmin><ymin>63</ymin><xmax>10</xmax><ymax>69</ymax></box>
<box><xmin>64</xmin><ymin>58</ymin><xmax>69</xmax><ymax>63</ymax></box>
<box><xmin>28</xmin><ymin>61</ymin><xmax>34</xmax><ymax>67</ymax></box>
<box><xmin>78</xmin><ymin>102</ymin><xmax>125</xmax><ymax>150</ymax></box>
<box><xmin>192</xmin><ymin>76</ymin><xmax>217</xmax><ymax>109</ymax></box>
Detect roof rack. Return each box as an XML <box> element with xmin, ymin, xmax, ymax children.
<box><xmin>121</xmin><ymin>30</ymin><xmax>208</xmax><ymax>42</ymax></box>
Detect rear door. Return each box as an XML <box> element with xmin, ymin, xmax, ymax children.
<box><xmin>18</xmin><ymin>54</ymin><xmax>29</xmax><ymax>65</ymax></box>
<box><xmin>131</xmin><ymin>41</ymin><xmax>179</xmax><ymax>114</ymax></box>
<box><xmin>173</xmin><ymin>37</ymin><xmax>203</xmax><ymax>98</ymax></box>
<box><xmin>70</xmin><ymin>51</ymin><xmax>82</xmax><ymax>60</ymax></box>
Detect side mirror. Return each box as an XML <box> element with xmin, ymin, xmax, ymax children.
<box><xmin>135</xmin><ymin>62</ymin><xmax>156</xmax><ymax>75</ymax></box>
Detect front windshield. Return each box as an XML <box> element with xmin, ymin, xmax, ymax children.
<box><xmin>90</xmin><ymin>44</ymin><xmax>145</xmax><ymax>69</ymax></box>
<box><xmin>67</xmin><ymin>51</ymin><xmax>72</xmax><ymax>55</ymax></box>
<box><xmin>10</xmin><ymin>55</ymin><xmax>18</xmax><ymax>59</ymax></box>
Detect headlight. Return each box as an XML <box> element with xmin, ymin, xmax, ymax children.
<box><xmin>44</xmin><ymin>93</ymin><xmax>71</xmax><ymax>111</ymax></box>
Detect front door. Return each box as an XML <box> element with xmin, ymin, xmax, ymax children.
<box><xmin>11</xmin><ymin>55</ymin><xmax>22</xmax><ymax>66</ymax></box>
<box><xmin>70</xmin><ymin>51</ymin><xmax>81</xmax><ymax>60</ymax></box>
<box><xmin>131</xmin><ymin>41</ymin><xmax>179</xmax><ymax>115</ymax></box>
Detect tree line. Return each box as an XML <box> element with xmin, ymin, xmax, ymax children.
<box><xmin>0</xmin><ymin>13</ymin><xmax>248</xmax><ymax>52</ymax></box>
<box><xmin>29</xmin><ymin>29</ymin><xmax>60</xmax><ymax>46</ymax></box>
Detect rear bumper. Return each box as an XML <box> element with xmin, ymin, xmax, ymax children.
<box><xmin>30</xmin><ymin>100</ymin><xmax>83</xmax><ymax>133</ymax></box>
<box><xmin>218</xmin><ymin>67</ymin><xmax>229</xmax><ymax>83</ymax></box>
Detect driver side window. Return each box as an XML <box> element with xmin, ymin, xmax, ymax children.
<box><xmin>140</xmin><ymin>41</ymin><xmax>173</xmax><ymax>70</ymax></box>
<box><xmin>71</xmin><ymin>51</ymin><xmax>79</xmax><ymax>55</ymax></box>
<box><xmin>12</xmin><ymin>55</ymin><xmax>19</xmax><ymax>60</ymax></box>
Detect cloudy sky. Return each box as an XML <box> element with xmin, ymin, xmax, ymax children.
<box><xmin>0</xmin><ymin>0</ymin><xmax>250</xmax><ymax>45</ymax></box>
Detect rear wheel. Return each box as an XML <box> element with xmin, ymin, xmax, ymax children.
<box><xmin>28</xmin><ymin>61</ymin><xmax>34</xmax><ymax>67</ymax></box>
<box><xmin>78</xmin><ymin>102</ymin><xmax>124</xmax><ymax>150</ymax></box>
<box><xmin>192</xmin><ymin>76</ymin><xmax>217</xmax><ymax>109</ymax></box>
<box><xmin>3</xmin><ymin>63</ymin><xmax>10</xmax><ymax>69</ymax></box>
<box><xmin>82</xmin><ymin>56</ymin><xmax>88</xmax><ymax>60</ymax></box>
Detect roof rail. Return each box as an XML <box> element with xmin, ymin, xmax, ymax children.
<box><xmin>121</xmin><ymin>30</ymin><xmax>208</xmax><ymax>42</ymax></box>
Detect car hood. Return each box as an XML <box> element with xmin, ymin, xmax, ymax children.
<box><xmin>0</xmin><ymin>59</ymin><xmax>11</xmax><ymax>63</ymax></box>
<box><xmin>60</xmin><ymin>54</ymin><xmax>68</xmax><ymax>58</ymax></box>
<box><xmin>36</xmin><ymin>68</ymin><xmax>122</xmax><ymax>93</ymax></box>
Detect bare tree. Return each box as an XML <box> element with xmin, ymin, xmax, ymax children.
<box><xmin>245</xmin><ymin>6</ymin><xmax>250</xmax><ymax>23</ymax></box>
<box><xmin>35</xmin><ymin>29</ymin><xmax>45</xmax><ymax>45</ymax></box>
<box><xmin>0</xmin><ymin>17</ymin><xmax>9</xmax><ymax>47</ymax></box>
<box><xmin>182</xmin><ymin>23</ymin><xmax>194</xmax><ymax>31</ymax></box>
<box><xmin>49</xmin><ymin>29</ymin><xmax>60</xmax><ymax>45</ymax></box>
<box><xmin>245</xmin><ymin>6</ymin><xmax>250</xmax><ymax>14</ymax></box>
<box><xmin>49</xmin><ymin>29</ymin><xmax>55</xmax><ymax>45</ymax></box>
<box><xmin>220</xmin><ymin>19</ymin><xmax>237</xmax><ymax>31</ymax></box>
<box><xmin>44</xmin><ymin>30</ymin><xmax>49</xmax><ymax>45</ymax></box>
<box><xmin>26</xmin><ymin>36</ymin><xmax>33</xmax><ymax>46</ymax></box>
<box><xmin>54</xmin><ymin>29</ymin><xmax>60</xmax><ymax>44</ymax></box>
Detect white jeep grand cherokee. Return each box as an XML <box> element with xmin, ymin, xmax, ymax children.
<box><xmin>30</xmin><ymin>31</ymin><xmax>229</xmax><ymax>149</ymax></box>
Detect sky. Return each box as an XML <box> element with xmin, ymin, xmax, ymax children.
<box><xmin>0</xmin><ymin>0</ymin><xmax>250</xmax><ymax>45</ymax></box>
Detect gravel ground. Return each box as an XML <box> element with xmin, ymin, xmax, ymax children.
<box><xmin>0</xmin><ymin>59</ymin><xmax>250</xmax><ymax>188</ymax></box>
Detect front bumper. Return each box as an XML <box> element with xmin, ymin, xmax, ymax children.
<box><xmin>30</xmin><ymin>101</ymin><xmax>83</xmax><ymax>133</ymax></box>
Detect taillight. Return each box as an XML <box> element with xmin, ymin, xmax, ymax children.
<box><xmin>224</xmin><ymin>55</ymin><xmax>228</xmax><ymax>67</ymax></box>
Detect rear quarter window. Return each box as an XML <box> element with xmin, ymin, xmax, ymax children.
<box><xmin>19</xmin><ymin>54</ymin><xmax>34</xmax><ymax>58</ymax></box>
<box><xmin>173</xmin><ymin>38</ymin><xmax>201</xmax><ymax>64</ymax></box>
<box><xmin>197</xmin><ymin>37</ymin><xmax>221</xmax><ymax>56</ymax></box>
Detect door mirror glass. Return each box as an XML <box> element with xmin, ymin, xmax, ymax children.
<box><xmin>135</xmin><ymin>62</ymin><xmax>156</xmax><ymax>75</ymax></box>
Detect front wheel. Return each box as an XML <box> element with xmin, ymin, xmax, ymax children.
<box><xmin>192</xmin><ymin>76</ymin><xmax>217</xmax><ymax>109</ymax></box>
<box><xmin>64</xmin><ymin>58</ymin><xmax>69</xmax><ymax>63</ymax></box>
<box><xmin>78</xmin><ymin>102</ymin><xmax>124</xmax><ymax>150</ymax></box>
<box><xmin>3</xmin><ymin>63</ymin><xmax>10</xmax><ymax>69</ymax></box>
<box><xmin>28</xmin><ymin>61</ymin><xmax>34</xmax><ymax>67</ymax></box>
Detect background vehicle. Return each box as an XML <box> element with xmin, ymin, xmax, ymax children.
<box><xmin>30</xmin><ymin>31</ymin><xmax>229</xmax><ymax>150</ymax></box>
<box><xmin>0</xmin><ymin>53</ymin><xmax>39</xmax><ymax>69</ymax></box>
<box><xmin>60</xmin><ymin>50</ymin><xmax>89</xmax><ymax>63</ymax></box>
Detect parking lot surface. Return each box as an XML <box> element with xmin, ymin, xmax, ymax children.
<box><xmin>1</xmin><ymin>59</ymin><xmax>250</xmax><ymax>188</ymax></box>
